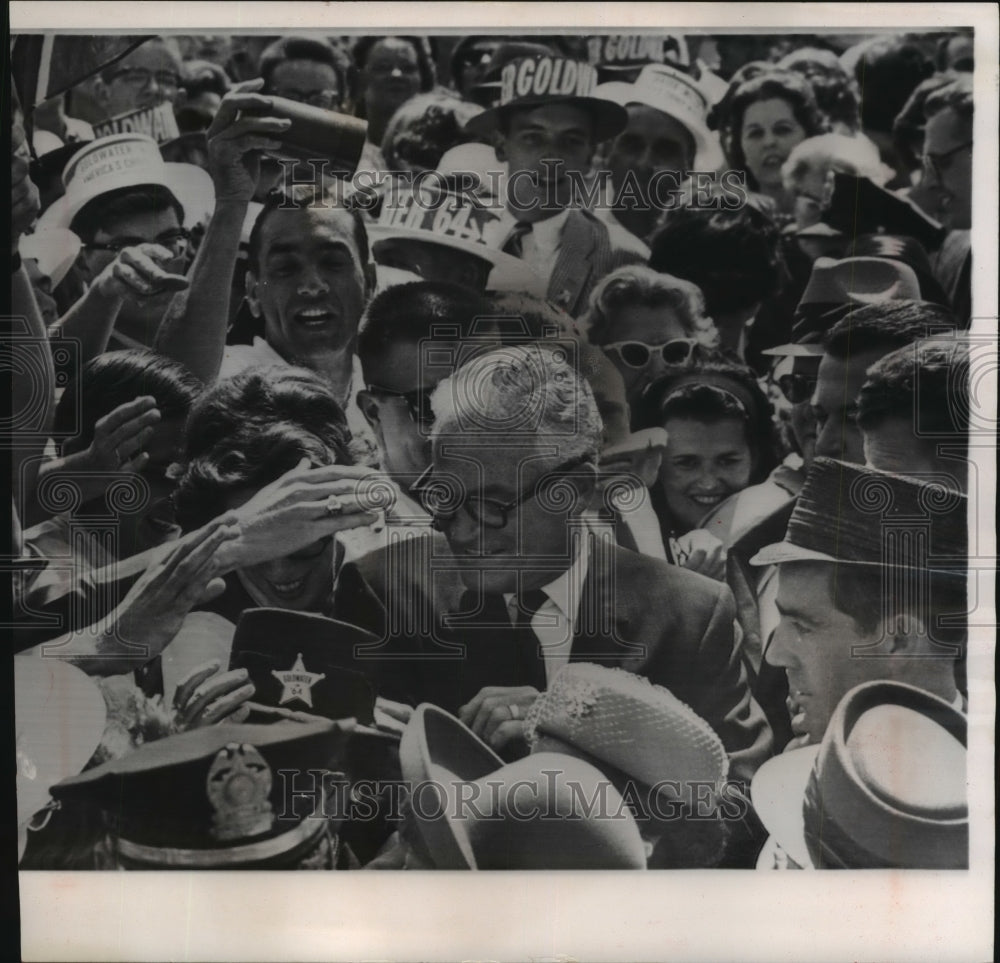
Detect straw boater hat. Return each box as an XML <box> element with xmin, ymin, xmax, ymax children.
<box><xmin>36</xmin><ymin>133</ymin><xmax>215</xmax><ymax>235</ymax></box>
<box><xmin>51</xmin><ymin>718</ymin><xmax>351</xmax><ymax>868</ymax></box>
<box><xmin>368</xmin><ymin>179</ymin><xmax>546</xmax><ymax>295</ymax></box>
<box><xmin>750</xmin><ymin>457</ymin><xmax>968</xmax><ymax>571</ymax></box>
<box><xmin>594</xmin><ymin>63</ymin><xmax>722</xmax><ymax>168</ymax></box>
<box><xmin>751</xmin><ymin>680</ymin><xmax>968</xmax><ymax>869</ymax></box>
<box><xmin>464</xmin><ymin>54</ymin><xmax>628</xmax><ymax>142</ymax></box>
<box><xmin>524</xmin><ymin>663</ymin><xmax>729</xmax><ymax>804</ymax></box>
<box><xmin>761</xmin><ymin>256</ymin><xmax>924</xmax><ymax>359</ymax></box>
<box><xmin>398</xmin><ymin>703</ymin><xmax>647</xmax><ymax>870</ymax></box>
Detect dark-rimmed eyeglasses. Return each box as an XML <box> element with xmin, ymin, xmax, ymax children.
<box><xmin>777</xmin><ymin>373</ymin><xmax>818</xmax><ymax>406</ymax></box>
<box><xmin>410</xmin><ymin>453</ymin><xmax>592</xmax><ymax>532</ymax></box>
<box><xmin>922</xmin><ymin>141</ymin><xmax>972</xmax><ymax>183</ymax></box>
<box><xmin>364</xmin><ymin>383</ymin><xmax>435</xmax><ymax>429</ymax></box>
<box><xmin>83</xmin><ymin>228</ymin><xmax>191</xmax><ymax>258</ymax></box>
<box><xmin>604</xmin><ymin>337</ymin><xmax>699</xmax><ymax>370</ymax></box>
<box><xmin>106</xmin><ymin>67</ymin><xmax>181</xmax><ymax>91</ymax></box>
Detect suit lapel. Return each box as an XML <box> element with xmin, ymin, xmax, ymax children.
<box><xmin>548</xmin><ymin>210</ymin><xmax>596</xmax><ymax>315</ymax></box>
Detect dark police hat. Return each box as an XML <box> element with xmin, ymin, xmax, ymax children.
<box><xmin>50</xmin><ymin>719</ymin><xmax>351</xmax><ymax>868</ymax></box>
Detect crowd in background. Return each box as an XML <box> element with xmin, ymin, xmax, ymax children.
<box><xmin>9</xmin><ymin>28</ymin><xmax>977</xmax><ymax>871</ymax></box>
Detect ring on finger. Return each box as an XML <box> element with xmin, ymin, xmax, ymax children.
<box><xmin>508</xmin><ymin>703</ymin><xmax>520</xmax><ymax>721</ymax></box>
<box><xmin>326</xmin><ymin>494</ymin><xmax>344</xmax><ymax>516</ymax></box>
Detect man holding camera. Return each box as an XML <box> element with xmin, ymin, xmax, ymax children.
<box><xmin>154</xmin><ymin>82</ymin><xmax>376</xmax><ymax>455</ymax></box>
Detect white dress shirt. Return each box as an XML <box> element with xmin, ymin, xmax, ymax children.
<box><xmin>492</xmin><ymin>207</ymin><xmax>572</xmax><ymax>287</ymax></box>
<box><xmin>502</xmin><ymin>535</ymin><xmax>591</xmax><ymax>686</ymax></box>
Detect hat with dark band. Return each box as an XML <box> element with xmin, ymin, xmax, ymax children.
<box><xmin>750</xmin><ymin>457</ymin><xmax>967</xmax><ymax>571</ymax></box>
<box><xmin>751</xmin><ymin>680</ymin><xmax>967</xmax><ymax>869</ymax></box>
<box><xmin>464</xmin><ymin>55</ymin><xmax>628</xmax><ymax>141</ymax></box>
<box><xmin>398</xmin><ymin>703</ymin><xmax>647</xmax><ymax>870</ymax></box>
<box><xmin>50</xmin><ymin>719</ymin><xmax>351</xmax><ymax>868</ymax></box>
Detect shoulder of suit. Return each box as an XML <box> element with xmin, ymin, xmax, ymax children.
<box><xmin>603</xmin><ymin>541</ymin><xmax>727</xmax><ymax>608</ymax></box>
<box><xmin>573</xmin><ymin>208</ymin><xmax>650</xmax><ymax>259</ymax></box>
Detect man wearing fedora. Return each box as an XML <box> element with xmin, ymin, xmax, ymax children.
<box><xmin>334</xmin><ymin>342</ymin><xmax>772</xmax><ymax>786</ymax></box>
<box><xmin>752</xmin><ymin>458</ymin><xmax>967</xmax><ymax>750</ymax></box>
<box><xmin>595</xmin><ymin>62</ymin><xmax>725</xmax><ymax>242</ymax></box>
<box><xmin>465</xmin><ymin>54</ymin><xmax>649</xmax><ymax>317</ymax></box>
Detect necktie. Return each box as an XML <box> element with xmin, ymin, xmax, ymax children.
<box><xmin>512</xmin><ymin>588</ymin><xmax>550</xmax><ymax>692</ymax></box>
<box><xmin>501</xmin><ymin>220</ymin><xmax>533</xmax><ymax>258</ymax></box>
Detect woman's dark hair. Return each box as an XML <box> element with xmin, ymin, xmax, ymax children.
<box><xmin>53</xmin><ymin>350</ymin><xmax>201</xmax><ymax>456</ymax></box>
<box><xmin>718</xmin><ymin>69</ymin><xmax>829</xmax><ymax>187</ymax></box>
<box><xmin>70</xmin><ymin>185</ymin><xmax>185</xmax><ymax>244</ymax></box>
<box><xmin>648</xmin><ymin>205</ymin><xmax>785</xmax><ymax>317</ymax></box>
<box><xmin>632</xmin><ymin>350</ymin><xmax>779</xmax><ymax>484</ymax></box>
<box><xmin>779</xmin><ymin>48</ymin><xmax>862</xmax><ymax>133</ymax></box>
<box><xmin>851</xmin><ymin>37</ymin><xmax>935</xmax><ymax>134</ymax></box>
<box><xmin>350</xmin><ymin>36</ymin><xmax>436</xmax><ymax>117</ymax></box>
<box><xmin>174</xmin><ymin>365</ymin><xmax>352</xmax><ymax>531</ymax></box>
<box><xmin>258</xmin><ymin>35</ymin><xmax>350</xmax><ymax>99</ymax></box>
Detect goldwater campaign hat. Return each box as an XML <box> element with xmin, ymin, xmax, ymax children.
<box><xmin>586</xmin><ymin>34</ymin><xmax>691</xmax><ymax>80</ymax></box>
<box><xmin>35</xmin><ymin>132</ymin><xmax>215</xmax><ymax>234</ymax></box>
<box><xmin>464</xmin><ymin>55</ymin><xmax>628</xmax><ymax>142</ymax></box>
<box><xmin>398</xmin><ymin>703</ymin><xmax>647</xmax><ymax>869</ymax></box>
<box><xmin>750</xmin><ymin>457</ymin><xmax>968</xmax><ymax>570</ymax></box>
<box><xmin>50</xmin><ymin>718</ymin><xmax>351</xmax><ymax>868</ymax></box>
<box><xmin>751</xmin><ymin>680</ymin><xmax>967</xmax><ymax>869</ymax></box>
<box><xmin>594</xmin><ymin>62</ymin><xmax>722</xmax><ymax>168</ymax></box>
<box><xmin>368</xmin><ymin>179</ymin><xmax>546</xmax><ymax>295</ymax></box>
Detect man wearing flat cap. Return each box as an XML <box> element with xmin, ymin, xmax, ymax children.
<box><xmin>466</xmin><ymin>54</ymin><xmax>649</xmax><ymax>316</ymax></box>
<box><xmin>334</xmin><ymin>342</ymin><xmax>772</xmax><ymax>786</ymax></box>
<box><xmin>753</xmin><ymin>457</ymin><xmax>967</xmax><ymax>750</ymax></box>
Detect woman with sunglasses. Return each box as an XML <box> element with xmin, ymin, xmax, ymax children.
<box><xmin>582</xmin><ymin>265</ymin><xmax>719</xmax><ymax>406</ymax></box>
<box><xmin>633</xmin><ymin>352</ymin><xmax>779</xmax><ymax>573</ymax></box>
<box><xmin>174</xmin><ymin>365</ymin><xmax>382</xmax><ymax>621</ymax></box>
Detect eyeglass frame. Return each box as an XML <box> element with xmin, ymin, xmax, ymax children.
<box><xmin>776</xmin><ymin>372</ymin><xmax>818</xmax><ymax>405</ymax></box>
<box><xmin>603</xmin><ymin>337</ymin><xmax>700</xmax><ymax>370</ymax></box>
<box><xmin>81</xmin><ymin>228</ymin><xmax>192</xmax><ymax>257</ymax></box>
<box><xmin>921</xmin><ymin>140</ymin><xmax>973</xmax><ymax>183</ymax></box>
<box><xmin>363</xmin><ymin>383</ymin><xmax>436</xmax><ymax>429</ymax></box>
<box><xmin>269</xmin><ymin>88</ymin><xmax>342</xmax><ymax>109</ymax></box>
<box><xmin>411</xmin><ymin>452</ymin><xmax>594</xmax><ymax>531</ymax></box>
<box><xmin>105</xmin><ymin>66</ymin><xmax>182</xmax><ymax>91</ymax></box>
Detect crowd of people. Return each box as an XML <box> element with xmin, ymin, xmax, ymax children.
<box><xmin>9</xmin><ymin>28</ymin><xmax>977</xmax><ymax>871</ymax></box>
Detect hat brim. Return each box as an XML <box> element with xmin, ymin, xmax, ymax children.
<box><xmin>369</xmin><ymin>227</ymin><xmax>547</xmax><ymax>296</ymax></box>
<box><xmin>398</xmin><ymin>704</ymin><xmax>504</xmax><ymax>869</ymax></box>
<box><xmin>760</xmin><ymin>343</ymin><xmax>826</xmax><ymax>358</ymax></box>
<box><xmin>36</xmin><ymin>161</ymin><xmax>215</xmax><ymax>233</ymax></box>
<box><xmin>750</xmin><ymin>540</ymin><xmax>840</xmax><ymax>567</ymax></box>
<box><xmin>750</xmin><ymin>746</ymin><xmax>819</xmax><ymax>869</ymax></box>
<box><xmin>463</xmin><ymin>97</ymin><xmax>628</xmax><ymax>142</ymax></box>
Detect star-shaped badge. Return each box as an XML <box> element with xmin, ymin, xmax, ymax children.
<box><xmin>271</xmin><ymin>653</ymin><xmax>326</xmax><ymax>709</ymax></box>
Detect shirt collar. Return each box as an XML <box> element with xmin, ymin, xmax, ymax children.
<box><xmin>528</xmin><ymin>207</ymin><xmax>571</xmax><ymax>252</ymax></box>
<box><xmin>504</xmin><ymin>534</ymin><xmax>591</xmax><ymax>628</ymax></box>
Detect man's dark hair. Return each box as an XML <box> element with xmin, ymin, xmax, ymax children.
<box><xmin>357</xmin><ymin>281</ymin><xmax>490</xmax><ymax>373</ymax></box>
<box><xmin>175</xmin><ymin>364</ymin><xmax>353</xmax><ymax>531</ymax></box>
<box><xmin>852</xmin><ymin>37</ymin><xmax>935</xmax><ymax>133</ymax></box>
<box><xmin>71</xmin><ymin>185</ymin><xmax>184</xmax><ymax>243</ymax></box>
<box><xmin>822</xmin><ymin>300</ymin><xmax>958</xmax><ymax>361</ymax></box>
<box><xmin>856</xmin><ymin>337</ymin><xmax>970</xmax><ymax>437</ymax></box>
<box><xmin>54</xmin><ymin>350</ymin><xmax>201</xmax><ymax>455</ymax></box>
<box><xmin>648</xmin><ymin>206</ymin><xmax>784</xmax><ymax>317</ymax></box>
<box><xmin>923</xmin><ymin>73</ymin><xmax>974</xmax><ymax>123</ymax></box>
<box><xmin>246</xmin><ymin>185</ymin><xmax>370</xmax><ymax>274</ymax></box>
<box><xmin>258</xmin><ymin>35</ymin><xmax>349</xmax><ymax>96</ymax></box>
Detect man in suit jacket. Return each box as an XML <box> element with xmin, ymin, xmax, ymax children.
<box><xmin>465</xmin><ymin>53</ymin><xmax>648</xmax><ymax>316</ymax></box>
<box><xmin>333</xmin><ymin>343</ymin><xmax>772</xmax><ymax>786</ymax></box>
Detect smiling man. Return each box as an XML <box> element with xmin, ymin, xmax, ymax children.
<box><xmin>464</xmin><ymin>54</ymin><xmax>648</xmax><ymax>316</ymax></box>
<box><xmin>334</xmin><ymin>342</ymin><xmax>772</xmax><ymax>786</ymax></box>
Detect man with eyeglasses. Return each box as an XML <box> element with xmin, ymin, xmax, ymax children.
<box><xmin>35</xmin><ymin>133</ymin><xmax>214</xmax><ymax>357</ymax></box>
<box><xmin>93</xmin><ymin>37</ymin><xmax>184</xmax><ymax>120</ymax></box>
<box><xmin>334</xmin><ymin>342</ymin><xmax>772</xmax><ymax>789</ymax></box>
<box><xmin>258</xmin><ymin>36</ymin><xmax>348</xmax><ymax>111</ymax></box>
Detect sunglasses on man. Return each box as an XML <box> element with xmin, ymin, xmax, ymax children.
<box><xmin>363</xmin><ymin>383</ymin><xmax>436</xmax><ymax>429</ymax></box>
<box><xmin>776</xmin><ymin>372</ymin><xmax>818</xmax><ymax>406</ymax></box>
<box><xmin>603</xmin><ymin>337</ymin><xmax>699</xmax><ymax>370</ymax></box>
